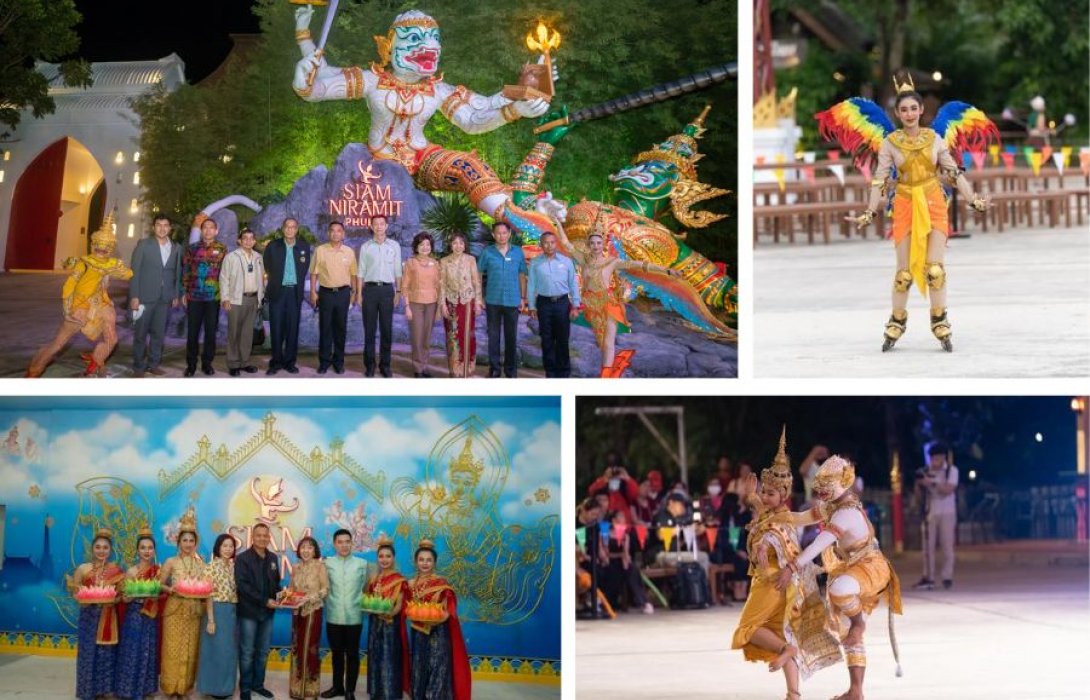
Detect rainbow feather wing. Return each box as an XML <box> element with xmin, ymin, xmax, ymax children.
<box><xmin>617</xmin><ymin>267</ymin><xmax>736</xmax><ymax>339</ymax></box>
<box><xmin>815</xmin><ymin>98</ymin><xmax>895</xmax><ymax>169</ymax></box>
<box><xmin>931</xmin><ymin>101</ymin><xmax>1000</xmax><ymax>161</ymax></box>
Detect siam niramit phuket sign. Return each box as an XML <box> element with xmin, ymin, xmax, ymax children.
<box><xmin>328</xmin><ymin>161</ymin><xmax>406</xmax><ymax>228</ymax></box>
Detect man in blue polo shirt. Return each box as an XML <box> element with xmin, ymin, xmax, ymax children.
<box><xmin>477</xmin><ymin>222</ymin><xmax>527</xmax><ymax>377</ymax></box>
<box><xmin>528</xmin><ymin>231</ymin><xmax>580</xmax><ymax>377</ymax></box>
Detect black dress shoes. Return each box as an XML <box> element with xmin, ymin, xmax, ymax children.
<box><xmin>285</xmin><ymin>365</ymin><xmax>300</xmax><ymax>374</ymax></box>
<box><xmin>319</xmin><ymin>689</ymin><xmax>344</xmax><ymax>699</ymax></box>
<box><xmin>317</xmin><ymin>365</ymin><xmax>329</xmax><ymax>375</ymax></box>
<box><xmin>184</xmin><ymin>367</ymin><xmax>196</xmax><ymax>377</ymax></box>
<box><xmin>242</xmin><ymin>365</ymin><xmax>258</xmax><ymax>374</ymax></box>
<box><xmin>380</xmin><ymin>368</ymin><xmax>393</xmax><ymax>378</ymax></box>
<box><xmin>229</xmin><ymin>368</ymin><xmax>241</xmax><ymax>377</ymax></box>
<box><xmin>266</xmin><ymin>367</ymin><xmax>279</xmax><ymax>376</ymax></box>
<box><xmin>201</xmin><ymin>365</ymin><xmax>215</xmax><ymax>376</ymax></box>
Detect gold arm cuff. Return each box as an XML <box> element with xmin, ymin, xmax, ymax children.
<box><xmin>501</xmin><ymin>103</ymin><xmax>521</xmax><ymax>123</ymax></box>
<box><xmin>295</xmin><ymin>29</ymin><xmax>312</xmax><ymax>42</ymax></box>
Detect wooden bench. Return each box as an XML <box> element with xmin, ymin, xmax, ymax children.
<box><xmin>707</xmin><ymin>563</ymin><xmax>735</xmax><ymax>605</ymax></box>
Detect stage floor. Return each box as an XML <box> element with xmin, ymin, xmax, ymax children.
<box><xmin>754</xmin><ymin>224</ymin><xmax>1090</xmax><ymax>377</ymax></box>
<box><xmin>576</xmin><ymin>552</ymin><xmax>1089</xmax><ymax>699</ymax></box>
<box><xmin>0</xmin><ymin>655</ymin><xmax>559</xmax><ymax>699</ymax></box>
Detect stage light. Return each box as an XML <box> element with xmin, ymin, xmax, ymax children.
<box><xmin>2</xmin><ymin>151</ymin><xmax>9</xmax><ymax>161</ymax></box>
<box><xmin>127</xmin><ymin>224</ymin><xmax>135</xmax><ymax>238</ymax></box>
<box><xmin>968</xmin><ymin>470</ymin><xmax>977</xmax><ymax>481</ymax></box>
<box><xmin>130</xmin><ymin>199</ymin><xmax>139</xmax><ymax>214</ymax></box>
<box><xmin>1035</xmin><ymin>432</ymin><xmax>1044</xmax><ymax>443</ymax></box>
<box><xmin>1072</xmin><ymin>398</ymin><xmax>1086</xmax><ymax>412</ymax></box>
<box><xmin>133</xmin><ymin>151</ymin><xmax>141</xmax><ymax>163</ymax></box>
<box><xmin>133</xmin><ymin>172</ymin><xmax>140</xmax><ymax>185</ymax></box>
<box><xmin>0</xmin><ymin>170</ymin><xmax>5</xmax><ymax>184</ymax></box>
<box><xmin>832</xmin><ymin>71</ymin><xmax>846</xmax><ymax>82</ymax></box>
<box><xmin>932</xmin><ymin>71</ymin><xmax>943</xmax><ymax>82</ymax></box>
<box><xmin>115</xmin><ymin>151</ymin><xmax>125</xmax><ymax>165</ymax></box>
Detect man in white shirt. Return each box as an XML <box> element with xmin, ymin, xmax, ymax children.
<box><xmin>913</xmin><ymin>443</ymin><xmax>959</xmax><ymax>590</ymax></box>
<box><xmin>356</xmin><ymin>214</ymin><xmax>402</xmax><ymax>377</ymax></box>
<box><xmin>221</xmin><ymin>228</ymin><xmax>266</xmax><ymax>376</ymax></box>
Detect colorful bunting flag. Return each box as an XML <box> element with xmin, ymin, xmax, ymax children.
<box><xmin>1052</xmin><ymin>152</ymin><xmax>1065</xmax><ymax>176</ymax></box>
<box><xmin>659</xmin><ymin>526</ymin><xmax>677</xmax><ymax>551</ymax></box>
<box><xmin>971</xmin><ymin>151</ymin><xmax>986</xmax><ymax>171</ymax></box>
<box><xmin>612</xmin><ymin>524</ymin><xmax>628</xmax><ymax>543</ymax></box>
<box><xmin>705</xmin><ymin>526</ymin><xmax>719</xmax><ymax>551</ymax></box>
<box><xmin>1001</xmin><ymin>152</ymin><xmax>1015</xmax><ymax>171</ymax></box>
<box><xmin>575</xmin><ymin>527</ymin><xmax>586</xmax><ymax>549</ymax></box>
<box><xmin>827</xmin><ymin>150</ymin><xmax>841</xmax><ymax>162</ymax></box>
<box><xmin>828</xmin><ymin>164</ymin><xmax>846</xmax><ymax>186</ymax></box>
<box><xmin>635</xmin><ymin>525</ymin><xmax>648</xmax><ymax>549</ymax></box>
<box><xmin>1029</xmin><ymin>151</ymin><xmax>1043</xmax><ymax>176</ymax></box>
<box><xmin>988</xmin><ymin>144</ymin><xmax>1000</xmax><ymax>166</ymax></box>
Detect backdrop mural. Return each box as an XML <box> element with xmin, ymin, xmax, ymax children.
<box><xmin>0</xmin><ymin>395</ymin><xmax>560</xmax><ymax>682</ymax></box>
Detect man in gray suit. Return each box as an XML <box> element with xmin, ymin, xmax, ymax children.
<box><xmin>129</xmin><ymin>214</ymin><xmax>182</xmax><ymax>376</ymax></box>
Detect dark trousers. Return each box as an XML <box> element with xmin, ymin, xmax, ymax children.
<box><xmin>268</xmin><ymin>288</ymin><xmax>301</xmax><ymax>369</ymax></box>
<box><xmin>486</xmin><ymin>304</ymin><xmax>519</xmax><ymax>377</ymax></box>
<box><xmin>238</xmin><ymin>614</ymin><xmax>274</xmax><ymax>693</ymax></box>
<box><xmin>185</xmin><ymin>299</ymin><xmax>219</xmax><ymax>370</ymax></box>
<box><xmin>536</xmin><ymin>295</ymin><xmax>571</xmax><ymax>377</ymax></box>
<box><xmin>132</xmin><ymin>299</ymin><xmax>170</xmax><ymax>371</ymax></box>
<box><xmin>326</xmin><ymin>622</ymin><xmax>363</xmax><ymax>692</ymax></box>
<box><xmin>361</xmin><ymin>282</ymin><xmax>394</xmax><ymax>372</ymax></box>
<box><xmin>318</xmin><ymin>286</ymin><xmax>350</xmax><ymax>370</ymax></box>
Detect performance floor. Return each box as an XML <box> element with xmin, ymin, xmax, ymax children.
<box><xmin>0</xmin><ymin>657</ymin><xmax>558</xmax><ymax>699</ymax></box>
<box><xmin>754</xmin><ymin>224</ymin><xmax>1090</xmax><ymax>377</ymax></box>
<box><xmin>576</xmin><ymin>547</ymin><xmax>1089</xmax><ymax>699</ymax></box>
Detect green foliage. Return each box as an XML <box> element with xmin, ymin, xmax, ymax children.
<box><xmin>419</xmin><ymin>193</ymin><xmax>481</xmax><ymax>252</ymax></box>
<box><xmin>134</xmin><ymin>0</ymin><xmax>737</xmax><ymax>269</ymax></box>
<box><xmin>775</xmin><ymin>0</ymin><xmax>1089</xmax><ymax>144</ymax></box>
<box><xmin>0</xmin><ymin>0</ymin><xmax>92</xmax><ymax>136</ymax></box>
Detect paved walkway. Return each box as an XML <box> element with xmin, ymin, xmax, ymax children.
<box><xmin>0</xmin><ymin>657</ymin><xmax>558</xmax><ymax>699</ymax></box>
<box><xmin>754</xmin><ymin>226</ymin><xmax>1090</xmax><ymax>377</ymax></box>
<box><xmin>576</xmin><ymin>555</ymin><xmax>1089</xmax><ymax>699</ymax></box>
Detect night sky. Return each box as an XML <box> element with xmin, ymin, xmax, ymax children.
<box><xmin>576</xmin><ymin>396</ymin><xmax>1082</xmax><ymax>491</ymax></box>
<box><xmin>72</xmin><ymin>0</ymin><xmax>260</xmax><ymax>82</ymax></box>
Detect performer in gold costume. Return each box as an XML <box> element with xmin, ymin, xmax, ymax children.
<box><xmin>731</xmin><ymin>429</ymin><xmax>841</xmax><ymax>700</ymax></box>
<box><xmin>158</xmin><ymin>507</ymin><xmax>207</xmax><ymax>699</ymax></box>
<box><xmin>777</xmin><ymin>456</ymin><xmax>903</xmax><ymax>700</ymax></box>
<box><xmin>553</xmin><ymin>222</ymin><xmax>681</xmax><ymax>377</ymax></box>
<box><xmin>817</xmin><ymin>71</ymin><xmax>997</xmax><ymax>352</ymax></box>
<box><xmin>27</xmin><ymin>211</ymin><xmax>133</xmax><ymax>377</ymax></box>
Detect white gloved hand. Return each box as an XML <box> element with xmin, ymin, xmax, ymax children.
<box><xmin>295</xmin><ymin>5</ymin><xmax>314</xmax><ymax>31</ymax></box>
<box><xmin>514</xmin><ymin>97</ymin><xmax>550</xmax><ymax>118</ymax></box>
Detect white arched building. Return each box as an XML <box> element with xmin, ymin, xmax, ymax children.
<box><xmin>0</xmin><ymin>55</ymin><xmax>185</xmax><ymax>270</ymax></box>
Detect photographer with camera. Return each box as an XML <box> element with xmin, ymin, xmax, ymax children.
<box><xmin>913</xmin><ymin>443</ymin><xmax>959</xmax><ymax>590</ymax></box>
<box><xmin>587</xmin><ymin>452</ymin><xmax>640</xmax><ymax>524</ymax></box>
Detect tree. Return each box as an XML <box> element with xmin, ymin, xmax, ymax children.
<box><xmin>134</xmin><ymin>0</ymin><xmax>737</xmax><ymax>269</ymax></box>
<box><xmin>0</xmin><ymin>0</ymin><xmax>91</xmax><ymax>137</ymax></box>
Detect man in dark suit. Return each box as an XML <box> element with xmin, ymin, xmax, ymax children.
<box><xmin>128</xmin><ymin>214</ymin><xmax>182</xmax><ymax>377</ymax></box>
<box><xmin>262</xmin><ymin>217</ymin><xmax>312</xmax><ymax>375</ymax></box>
<box><xmin>235</xmin><ymin>523</ymin><xmax>281</xmax><ymax>700</ymax></box>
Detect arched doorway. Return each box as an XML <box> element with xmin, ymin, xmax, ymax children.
<box><xmin>5</xmin><ymin>137</ymin><xmax>105</xmax><ymax>271</ymax></box>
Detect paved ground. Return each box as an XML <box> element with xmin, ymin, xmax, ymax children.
<box><xmin>0</xmin><ymin>657</ymin><xmax>558</xmax><ymax>699</ymax></box>
<box><xmin>576</xmin><ymin>548</ymin><xmax>1089</xmax><ymax>699</ymax></box>
<box><xmin>754</xmin><ymin>225</ymin><xmax>1090</xmax><ymax>377</ymax></box>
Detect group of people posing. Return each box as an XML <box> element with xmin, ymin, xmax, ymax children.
<box><xmin>70</xmin><ymin>509</ymin><xmax>469</xmax><ymax>700</ymax></box>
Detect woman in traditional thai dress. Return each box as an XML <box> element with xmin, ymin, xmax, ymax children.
<box><xmin>731</xmin><ymin>430</ymin><xmax>841</xmax><ymax>700</ymax></box>
<box><xmin>553</xmin><ymin>219</ymin><xmax>681</xmax><ymax>377</ymax></box>
<box><xmin>158</xmin><ymin>508</ymin><xmax>207</xmax><ymax>699</ymax></box>
<box><xmin>403</xmin><ymin>232</ymin><xmax>443</xmax><ymax>377</ymax></box>
<box><xmin>115</xmin><ymin>527</ymin><xmax>161</xmax><ymax>699</ymax></box>
<box><xmin>71</xmin><ymin>527</ymin><xmax>124</xmax><ymax>700</ymax></box>
<box><xmin>366</xmin><ymin>537</ymin><xmax>410</xmax><ymax>700</ymax></box>
<box><xmin>196</xmin><ymin>534</ymin><xmax>239</xmax><ymax>699</ymax></box>
<box><xmin>439</xmin><ymin>232</ymin><xmax>483</xmax><ymax>378</ymax></box>
<box><xmin>818</xmin><ymin>71</ymin><xmax>996</xmax><ymax>352</ymax></box>
<box><xmin>288</xmin><ymin>536</ymin><xmax>329</xmax><ymax>700</ymax></box>
<box><xmin>408</xmin><ymin>540</ymin><xmax>471</xmax><ymax>700</ymax></box>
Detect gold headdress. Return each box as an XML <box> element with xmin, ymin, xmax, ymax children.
<box><xmin>374</xmin><ymin>10</ymin><xmax>439</xmax><ymax>68</ymax></box>
<box><xmin>759</xmin><ymin>425</ymin><xmax>793</xmax><ymax>498</ymax></box>
<box><xmin>892</xmin><ymin>72</ymin><xmax>916</xmax><ymax>95</ymax></box>
<box><xmin>90</xmin><ymin>210</ymin><xmax>118</xmax><ymax>251</ymax></box>
<box><xmin>449</xmin><ymin>436</ymin><xmax>484</xmax><ymax>484</ymax></box>
<box><xmin>813</xmin><ymin>455</ymin><xmax>855</xmax><ymax>493</ymax></box>
<box><xmin>137</xmin><ymin>524</ymin><xmax>153</xmax><ymax>538</ymax></box>
<box><xmin>417</xmin><ymin>538</ymin><xmax>436</xmax><ymax>550</ymax></box>
<box><xmin>632</xmin><ymin>105</ymin><xmax>730</xmax><ymax>229</ymax></box>
<box><xmin>93</xmin><ymin>526</ymin><xmax>114</xmax><ymax>542</ymax></box>
<box><xmin>375</xmin><ymin>534</ymin><xmax>394</xmax><ymax>548</ymax></box>
<box><xmin>177</xmin><ymin>505</ymin><xmax>198</xmax><ymax>535</ymax></box>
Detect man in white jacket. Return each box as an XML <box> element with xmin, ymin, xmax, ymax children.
<box><xmin>221</xmin><ymin>228</ymin><xmax>266</xmax><ymax>376</ymax></box>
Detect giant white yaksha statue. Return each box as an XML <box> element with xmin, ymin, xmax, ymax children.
<box><xmin>292</xmin><ymin>5</ymin><xmax>559</xmax><ymax>245</ymax></box>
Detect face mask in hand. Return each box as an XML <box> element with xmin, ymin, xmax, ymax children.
<box><xmin>608</xmin><ymin>478</ymin><xmax>621</xmax><ymax>491</ymax></box>
<box><xmin>707</xmin><ymin>485</ymin><xmax>722</xmax><ymax>496</ymax></box>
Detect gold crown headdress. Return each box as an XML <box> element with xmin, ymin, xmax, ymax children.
<box><xmin>417</xmin><ymin>538</ymin><xmax>436</xmax><ymax>550</ymax></box>
<box><xmin>90</xmin><ymin>210</ymin><xmax>118</xmax><ymax>250</ymax></box>
<box><xmin>137</xmin><ymin>523</ymin><xmax>153</xmax><ymax>538</ymax></box>
<box><xmin>178</xmin><ymin>505</ymin><xmax>198</xmax><ymax>535</ymax></box>
<box><xmin>759</xmin><ymin>425</ymin><xmax>793</xmax><ymax>498</ymax></box>
<box><xmin>374</xmin><ymin>10</ymin><xmax>439</xmax><ymax>68</ymax></box>
<box><xmin>93</xmin><ymin>526</ymin><xmax>114</xmax><ymax>542</ymax></box>
<box><xmin>375</xmin><ymin>534</ymin><xmax>394</xmax><ymax>548</ymax></box>
<box><xmin>892</xmin><ymin>72</ymin><xmax>916</xmax><ymax>95</ymax></box>
<box><xmin>449</xmin><ymin>436</ymin><xmax>484</xmax><ymax>481</ymax></box>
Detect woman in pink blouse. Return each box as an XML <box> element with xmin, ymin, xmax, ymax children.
<box><xmin>402</xmin><ymin>233</ymin><xmax>442</xmax><ymax>377</ymax></box>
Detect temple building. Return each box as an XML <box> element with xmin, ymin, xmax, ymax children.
<box><xmin>0</xmin><ymin>55</ymin><xmax>185</xmax><ymax>270</ymax></box>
